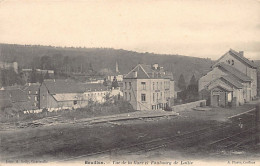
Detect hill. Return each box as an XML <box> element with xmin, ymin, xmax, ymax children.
<box><xmin>0</xmin><ymin>43</ymin><xmax>214</xmax><ymax>83</ymax></box>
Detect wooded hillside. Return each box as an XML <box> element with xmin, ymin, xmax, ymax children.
<box><xmin>0</xmin><ymin>43</ymin><xmax>214</xmax><ymax>82</ymax></box>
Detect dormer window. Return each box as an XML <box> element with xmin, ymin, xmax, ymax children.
<box><xmin>231</xmin><ymin>60</ymin><xmax>234</xmax><ymax>65</ymax></box>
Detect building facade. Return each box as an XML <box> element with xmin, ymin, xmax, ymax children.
<box><xmin>123</xmin><ymin>64</ymin><xmax>174</xmax><ymax>111</ymax></box>
<box><xmin>199</xmin><ymin>49</ymin><xmax>257</xmax><ymax>107</ymax></box>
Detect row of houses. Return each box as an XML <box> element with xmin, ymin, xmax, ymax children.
<box><xmin>0</xmin><ymin>79</ymin><xmax>122</xmax><ymax>114</ymax></box>
<box><xmin>1</xmin><ymin>49</ymin><xmax>258</xmax><ymax>114</ymax></box>
<box><xmin>199</xmin><ymin>49</ymin><xmax>258</xmax><ymax>107</ymax></box>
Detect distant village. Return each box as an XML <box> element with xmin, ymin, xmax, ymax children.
<box><xmin>0</xmin><ymin>49</ymin><xmax>259</xmax><ymax>118</ymax></box>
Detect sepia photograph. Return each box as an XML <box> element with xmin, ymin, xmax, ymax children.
<box><xmin>0</xmin><ymin>0</ymin><xmax>260</xmax><ymax>166</ymax></box>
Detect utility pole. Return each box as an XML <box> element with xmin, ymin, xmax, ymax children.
<box><xmin>255</xmin><ymin>104</ymin><xmax>260</xmax><ymax>145</ymax></box>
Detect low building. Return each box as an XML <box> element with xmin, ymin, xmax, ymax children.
<box><xmin>123</xmin><ymin>63</ymin><xmax>174</xmax><ymax>111</ymax></box>
<box><xmin>0</xmin><ymin>88</ymin><xmax>38</xmax><ymax>114</ymax></box>
<box><xmin>199</xmin><ymin>49</ymin><xmax>258</xmax><ymax>107</ymax></box>
<box><xmin>39</xmin><ymin>79</ymin><xmax>110</xmax><ymax>109</ymax></box>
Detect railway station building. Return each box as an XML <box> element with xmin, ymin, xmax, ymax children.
<box><xmin>199</xmin><ymin>49</ymin><xmax>258</xmax><ymax>107</ymax></box>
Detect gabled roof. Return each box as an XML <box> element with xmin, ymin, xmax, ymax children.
<box><xmin>43</xmin><ymin>79</ymin><xmax>108</xmax><ymax>94</ymax></box>
<box><xmin>220</xmin><ymin>75</ymin><xmax>243</xmax><ymax>89</ymax></box>
<box><xmin>216</xmin><ymin>63</ymin><xmax>252</xmax><ymax>82</ymax></box>
<box><xmin>124</xmin><ymin>64</ymin><xmax>171</xmax><ymax>79</ymax></box>
<box><xmin>43</xmin><ymin>79</ymin><xmax>84</xmax><ymax>94</ymax></box>
<box><xmin>124</xmin><ymin>64</ymin><xmax>150</xmax><ymax>79</ymax></box>
<box><xmin>214</xmin><ymin>49</ymin><xmax>257</xmax><ymax>68</ymax></box>
<box><xmin>208</xmin><ymin>84</ymin><xmax>233</xmax><ymax>92</ymax></box>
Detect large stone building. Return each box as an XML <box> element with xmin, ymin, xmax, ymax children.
<box><xmin>199</xmin><ymin>49</ymin><xmax>257</xmax><ymax>107</ymax></box>
<box><xmin>123</xmin><ymin>64</ymin><xmax>174</xmax><ymax>111</ymax></box>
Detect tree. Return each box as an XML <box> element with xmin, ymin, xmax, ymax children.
<box><xmin>103</xmin><ymin>78</ymin><xmax>108</xmax><ymax>86</ymax></box>
<box><xmin>30</xmin><ymin>68</ymin><xmax>37</xmax><ymax>83</ymax></box>
<box><xmin>186</xmin><ymin>74</ymin><xmax>199</xmax><ymax>101</ymax></box>
<box><xmin>39</xmin><ymin>72</ymin><xmax>44</xmax><ymax>83</ymax></box>
<box><xmin>177</xmin><ymin>74</ymin><xmax>186</xmax><ymax>91</ymax></box>
<box><xmin>111</xmin><ymin>76</ymin><xmax>119</xmax><ymax>88</ymax></box>
<box><xmin>89</xmin><ymin>62</ymin><xmax>93</xmax><ymax>72</ymax></box>
<box><xmin>40</xmin><ymin>55</ymin><xmax>52</xmax><ymax>70</ymax></box>
<box><xmin>44</xmin><ymin>71</ymin><xmax>50</xmax><ymax>79</ymax></box>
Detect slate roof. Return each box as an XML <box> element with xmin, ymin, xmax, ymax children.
<box><xmin>81</xmin><ymin>83</ymin><xmax>109</xmax><ymax>92</ymax></box>
<box><xmin>124</xmin><ymin>64</ymin><xmax>171</xmax><ymax>79</ymax></box>
<box><xmin>214</xmin><ymin>49</ymin><xmax>257</xmax><ymax>68</ymax></box>
<box><xmin>216</xmin><ymin>63</ymin><xmax>252</xmax><ymax>82</ymax></box>
<box><xmin>53</xmin><ymin>93</ymin><xmax>84</xmax><ymax>102</ymax></box>
<box><xmin>22</xmin><ymin>83</ymin><xmax>40</xmax><ymax>95</ymax></box>
<box><xmin>207</xmin><ymin>84</ymin><xmax>233</xmax><ymax>92</ymax></box>
<box><xmin>43</xmin><ymin>79</ymin><xmax>108</xmax><ymax>94</ymax></box>
<box><xmin>220</xmin><ymin>75</ymin><xmax>243</xmax><ymax>89</ymax></box>
<box><xmin>0</xmin><ymin>89</ymin><xmax>28</xmax><ymax>102</ymax></box>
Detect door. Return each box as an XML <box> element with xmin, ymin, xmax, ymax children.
<box><xmin>212</xmin><ymin>95</ymin><xmax>219</xmax><ymax>107</ymax></box>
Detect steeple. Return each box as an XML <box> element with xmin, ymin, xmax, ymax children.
<box><xmin>116</xmin><ymin>61</ymin><xmax>119</xmax><ymax>73</ymax></box>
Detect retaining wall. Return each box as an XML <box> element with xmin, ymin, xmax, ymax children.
<box><xmin>171</xmin><ymin>100</ymin><xmax>206</xmax><ymax>112</ymax></box>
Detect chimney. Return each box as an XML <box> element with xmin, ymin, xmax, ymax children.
<box><xmin>239</xmin><ymin>51</ymin><xmax>244</xmax><ymax>56</ymax></box>
<box><xmin>133</xmin><ymin>71</ymin><xmax>137</xmax><ymax>78</ymax></box>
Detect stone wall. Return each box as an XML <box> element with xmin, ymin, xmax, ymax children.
<box><xmin>171</xmin><ymin>100</ymin><xmax>206</xmax><ymax>112</ymax></box>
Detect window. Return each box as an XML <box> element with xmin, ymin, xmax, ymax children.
<box><xmin>153</xmin><ymin>82</ymin><xmax>155</xmax><ymax>90</ymax></box>
<box><xmin>161</xmin><ymin>92</ymin><xmax>163</xmax><ymax>99</ymax></box>
<box><xmin>157</xmin><ymin>93</ymin><xmax>159</xmax><ymax>101</ymax></box>
<box><xmin>125</xmin><ymin>82</ymin><xmax>127</xmax><ymax>89</ymax></box>
<box><xmin>125</xmin><ymin>92</ymin><xmax>127</xmax><ymax>100</ymax></box>
<box><xmin>28</xmin><ymin>96</ymin><xmax>31</xmax><ymax>99</ymax></box>
<box><xmin>231</xmin><ymin>60</ymin><xmax>234</xmax><ymax>65</ymax></box>
<box><xmin>73</xmin><ymin>100</ymin><xmax>77</xmax><ymax>105</ymax></box>
<box><xmin>129</xmin><ymin>92</ymin><xmax>131</xmax><ymax>101</ymax></box>
<box><xmin>141</xmin><ymin>82</ymin><xmax>146</xmax><ymax>90</ymax></box>
<box><xmin>153</xmin><ymin>93</ymin><xmax>155</xmax><ymax>102</ymax></box>
<box><xmin>129</xmin><ymin>82</ymin><xmax>132</xmax><ymax>89</ymax></box>
<box><xmin>160</xmin><ymin>82</ymin><xmax>162</xmax><ymax>90</ymax></box>
<box><xmin>157</xmin><ymin>82</ymin><xmax>159</xmax><ymax>90</ymax></box>
<box><xmin>141</xmin><ymin>94</ymin><xmax>146</xmax><ymax>102</ymax></box>
<box><xmin>36</xmin><ymin>91</ymin><xmax>38</xmax><ymax>94</ymax></box>
<box><xmin>28</xmin><ymin>90</ymin><xmax>31</xmax><ymax>94</ymax></box>
<box><xmin>35</xmin><ymin>96</ymin><xmax>37</xmax><ymax>101</ymax></box>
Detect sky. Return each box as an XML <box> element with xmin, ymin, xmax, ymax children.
<box><xmin>0</xmin><ymin>0</ymin><xmax>260</xmax><ymax>60</ymax></box>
